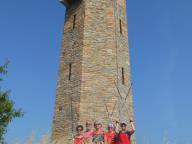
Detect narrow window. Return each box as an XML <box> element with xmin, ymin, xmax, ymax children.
<box><xmin>69</xmin><ymin>63</ymin><xmax>72</xmax><ymax>80</ymax></box>
<box><xmin>120</xmin><ymin>19</ymin><xmax>122</xmax><ymax>34</ymax></box>
<box><xmin>58</xmin><ymin>106</ymin><xmax>63</xmax><ymax>112</ymax></box>
<box><xmin>73</xmin><ymin>14</ymin><xmax>76</xmax><ymax>29</ymax></box>
<box><xmin>122</xmin><ymin>67</ymin><xmax>125</xmax><ymax>85</ymax></box>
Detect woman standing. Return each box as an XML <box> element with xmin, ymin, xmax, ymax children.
<box><xmin>104</xmin><ymin>124</ymin><xmax>117</xmax><ymax>144</ymax></box>
<box><xmin>92</xmin><ymin>121</ymin><xmax>104</xmax><ymax>144</ymax></box>
<box><xmin>73</xmin><ymin>125</ymin><xmax>86</xmax><ymax>144</ymax></box>
<box><xmin>84</xmin><ymin>121</ymin><xmax>94</xmax><ymax>144</ymax></box>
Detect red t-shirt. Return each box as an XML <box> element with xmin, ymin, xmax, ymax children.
<box><xmin>74</xmin><ymin>135</ymin><xmax>85</xmax><ymax>144</ymax></box>
<box><xmin>104</xmin><ymin>132</ymin><xmax>117</xmax><ymax>144</ymax></box>
<box><xmin>118</xmin><ymin>131</ymin><xmax>134</xmax><ymax>144</ymax></box>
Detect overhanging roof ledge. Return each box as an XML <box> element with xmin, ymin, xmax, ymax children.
<box><xmin>59</xmin><ymin>0</ymin><xmax>77</xmax><ymax>7</ymax></box>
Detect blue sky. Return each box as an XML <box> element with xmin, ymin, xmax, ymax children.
<box><xmin>0</xmin><ymin>0</ymin><xmax>192</xmax><ymax>143</ymax></box>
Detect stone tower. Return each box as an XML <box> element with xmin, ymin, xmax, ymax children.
<box><xmin>51</xmin><ymin>0</ymin><xmax>136</xmax><ymax>143</ymax></box>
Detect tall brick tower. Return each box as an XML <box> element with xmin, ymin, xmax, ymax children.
<box><xmin>51</xmin><ymin>0</ymin><xmax>136</xmax><ymax>143</ymax></box>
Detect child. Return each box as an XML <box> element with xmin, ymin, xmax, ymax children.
<box><xmin>74</xmin><ymin>125</ymin><xmax>86</xmax><ymax>144</ymax></box>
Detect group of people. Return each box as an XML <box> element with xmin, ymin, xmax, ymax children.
<box><xmin>73</xmin><ymin>119</ymin><xmax>135</xmax><ymax>144</ymax></box>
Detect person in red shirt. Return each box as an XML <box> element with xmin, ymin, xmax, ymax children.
<box><xmin>84</xmin><ymin>121</ymin><xmax>94</xmax><ymax>144</ymax></box>
<box><xmin>116</xmin><ymin>120</ymin><xmax>135</xmax><ymax>144</ymax></box>
<box><xmin>74</xmin><ymin>125</ymin><xmax>86</xmax><ymax>144</ymax></box>
<box><xmin>104</xmin><ymin>123</ymin><xmax>117</xmax><ymax>144</ymax></box>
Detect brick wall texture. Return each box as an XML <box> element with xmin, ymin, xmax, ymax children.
<box><xmin>51</xmin><ymin>0</ymin><xmax>136</xmax><ymax>143</ymax></box>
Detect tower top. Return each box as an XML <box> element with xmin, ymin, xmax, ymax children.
<box><xmin>60</xmin><ymin>0</ymin><xmax>78</xmax><ymax>7</ymax></box>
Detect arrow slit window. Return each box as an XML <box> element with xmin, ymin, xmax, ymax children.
<box><xmin>122</xmin><ymin>67</ymin><xmax>125</xmax><ymax>85</ymax></box>
<box><xmin>69</xmin><ymin>63</ymin><xmax>72</xmax><ymax>80</ymax></box>
<box><xmin>73</xmin><ymin>14</ymin><xmax>76</xmax><ymax>29</ymax></box>
<box><xmin>120</xmin><ymin>19</ymin><xmax>122</xmax><ymax>34</ymax></box>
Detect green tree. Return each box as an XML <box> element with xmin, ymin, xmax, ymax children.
<box><xmin>0</xmin><ymin>61</ymin><xmax>24</xmax><ymax>143</ymax></box>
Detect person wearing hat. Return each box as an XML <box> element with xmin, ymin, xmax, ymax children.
<box><xmin>104</xmin><ymin>123</ymin><xmax>117</xmax><ymax>144</ymax></box>
<box><xmin>73</xmin><ymin>125</ymin><xmax>86</xmax><ymax>144</ymax></box>
<box><xmin>84</xmin><ymin>121</ymin><xmax>94</xmax><ymax>144</ymax></box>
<box><xmin>92</xmin><ymin>121</ymin><xmax>104</xmax><ymax>144</ymax></box>
<box><xmin>116</xmin><ymin>120</ymin><xmax>135</xmax><ymax>144</ymax></box>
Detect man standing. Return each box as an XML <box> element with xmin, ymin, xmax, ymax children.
<box><xmin>116</xmin><ymin>120</ymin><xmax>135</xmax><ymax>144</ymax></box>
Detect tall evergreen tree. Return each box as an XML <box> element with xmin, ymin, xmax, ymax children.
<box><xmin>0</xmin><ymin>61</ymin><xmax>24</xmax><ymax>143</ymax></box>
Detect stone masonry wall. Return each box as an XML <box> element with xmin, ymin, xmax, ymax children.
<box><xmin>51</xmin><ymin>1</ymin><xmax>85</xmax><ymax>143</ymax></box>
